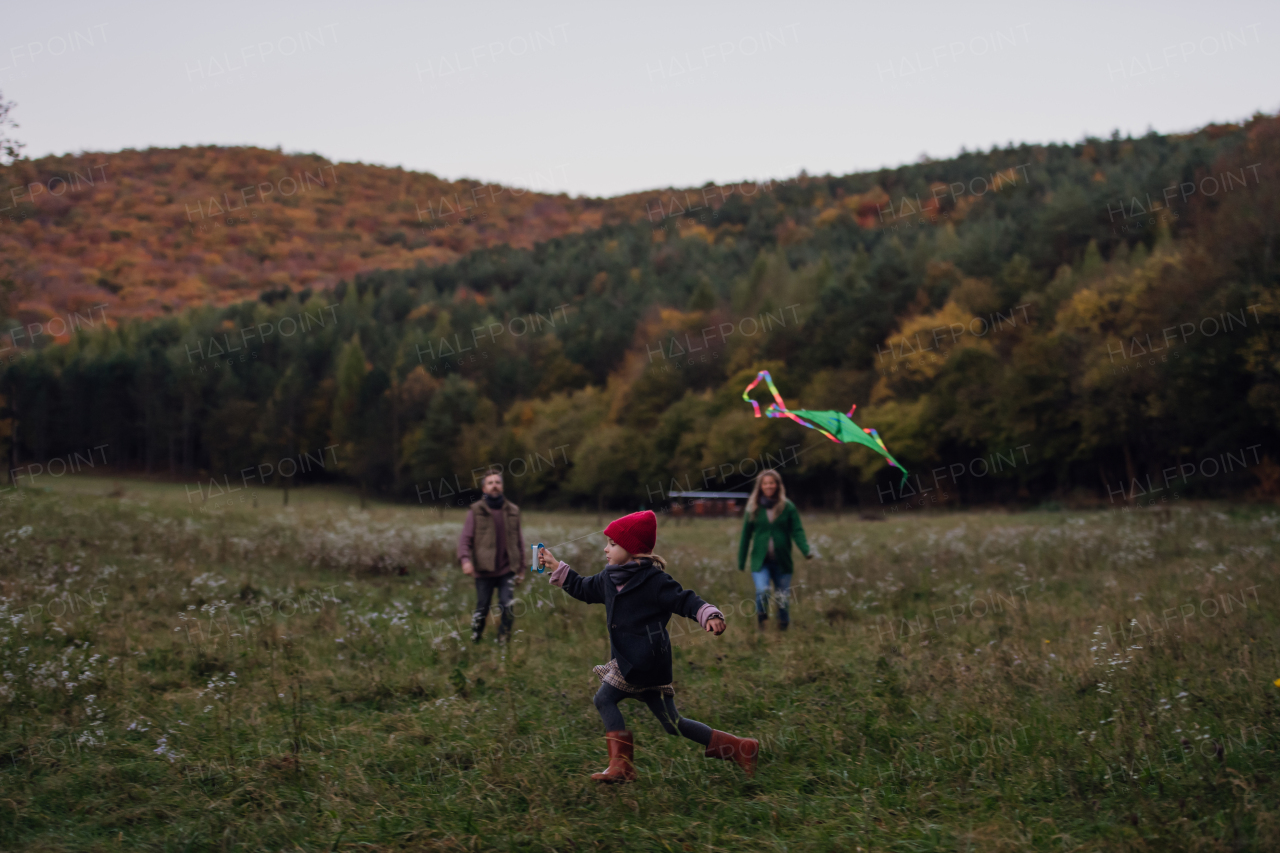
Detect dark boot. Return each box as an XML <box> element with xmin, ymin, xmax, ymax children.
<box><xmin>470</xmin><ymin>609</ymin><xmax>485</xmax><ymax>644</ymax></box>
<box><xmin>757</xmin><ymin>613</ymin><xmax>768</xmax><ymax>632</ymax></box>
<box><xmin>591</xmin><ymin>731</ymin><xmax>637</xmax><ymax>783</ymax></box>
<box><xmin>706</xmin><ymin>730</ymin><xmax>759</xmax><ymax>776</ymax></box>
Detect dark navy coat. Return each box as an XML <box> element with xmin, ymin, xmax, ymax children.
<box><xmin>559</xmin><ymin>559</ymin><xmax>709</xmax><ymax>687</ymax></box>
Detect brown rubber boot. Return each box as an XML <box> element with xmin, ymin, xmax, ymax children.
<box><xmin>705</xmin><ymin>730</ymin><xmax>759</xmax><ymax>776</ymax></box>
<box><xmin>590</xmin><ymin>731</ymin><xmax>637</xmax><ymax>783</ymax></box>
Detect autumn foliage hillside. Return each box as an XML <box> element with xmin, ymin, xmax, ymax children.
<box><xmin>4</xmin><ymin>115</ymin><xmax>1279</xmax><ymax>510</ymax></box>
<box><xmin>0</xmin><ymin>146</ymin><xmax>675</xmax><ymax>323</ymax></box>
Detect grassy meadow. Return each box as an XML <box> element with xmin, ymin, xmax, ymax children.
<box><xmin>1</xmin><ymin>478</ymin><xmax>1277</xmax><ymax>851</ymax></box>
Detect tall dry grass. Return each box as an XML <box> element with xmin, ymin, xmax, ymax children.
<box><xmin>1</xmin><ymin>490</ymin><xmax>1276</xmax><ymax>851</ymax></box>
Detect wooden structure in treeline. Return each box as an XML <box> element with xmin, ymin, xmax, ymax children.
<box><xmin>664</xmin><ymin>491</ymin><xmax>747</xmax><ymax>519</ymax></box>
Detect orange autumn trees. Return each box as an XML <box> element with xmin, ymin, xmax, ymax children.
<box><xmin>2</xmin><ymin>115</ymin><xmax>1278</xmax><ymax>509</ymax></box>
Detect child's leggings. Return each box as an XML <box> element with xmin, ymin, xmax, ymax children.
<box><xmin>593</xmin><ymin>684</ymin><xmax>713</xmax><ymax>746</ymax></box>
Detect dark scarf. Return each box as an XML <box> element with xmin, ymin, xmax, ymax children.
<box><xmin>483</xmin><ymin>492</ymin><xmax>505</xmax><ymax>510</ymax></box>
<box><xmin>606</xmin><ymin>558</ymin><xmax>650</xmax><ymax>587</ymax></box>
<box><xmin>758</xmin><ymin>494</ymin><xmax>777</xmax><ymax>509</ymax></box>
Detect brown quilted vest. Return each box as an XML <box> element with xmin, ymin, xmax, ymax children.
<box><xmin>470</xmin><ymin>498</ymin><xmax>522</xmax><ymax>576</ymax></box>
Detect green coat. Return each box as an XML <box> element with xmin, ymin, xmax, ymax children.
<box><xmin>737</xmin><ymin>500</ymin><xmax>810</xmax><ymax>574</ymax></box>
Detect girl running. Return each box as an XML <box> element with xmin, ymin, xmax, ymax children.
<box><xmin>539</xmin><ymin>510</ymin><xmax>759</xmax><ymax>782</ymax></box>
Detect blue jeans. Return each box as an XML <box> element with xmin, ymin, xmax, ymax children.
<box><xmin>752</xmin><ymin>561</ymin><xmax>791</xmax><ymax>625</ymax></box>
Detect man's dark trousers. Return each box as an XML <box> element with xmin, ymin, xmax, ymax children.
<box><xmin>472</xmin><ymin>573</ymin><xmax>515</xmax><ymax>642</ymax></box>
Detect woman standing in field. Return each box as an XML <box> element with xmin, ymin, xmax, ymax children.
<box><xmin>738</xmin><ymin>469</ymin><xmax>811</xmax><ymax>631</ymax></box>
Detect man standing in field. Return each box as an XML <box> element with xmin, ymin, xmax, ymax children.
<box><xmin>458</xmin><ymin>469</ymin><xmax>527</xmax><ymax>643</ymax></box>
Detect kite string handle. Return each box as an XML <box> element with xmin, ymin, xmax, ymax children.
<box><xmin>532</xmin><ymin>525</ymin><xmax>606</xmax><ymax>571</ymax></box>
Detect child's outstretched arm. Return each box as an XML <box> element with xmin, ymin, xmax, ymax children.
<box><xmin>540</xmin><ymin>547</ymin><xmax>605</xmax><ymax>604</ymax></box>
<box><xmin>659</xmin><ymin>577</ymin><xmax>726</xmax><ymax>635</ymax></box>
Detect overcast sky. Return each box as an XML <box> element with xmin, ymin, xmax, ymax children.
<box><xmin>4</xmin><ymin>0</ymin><xmax>1278</xmax><ymax>197</ymax></box>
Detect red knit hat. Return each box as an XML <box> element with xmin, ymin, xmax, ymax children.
<box><xmin>604</xmin><ymin>510</ymin><xmax>657</xmax><ymax>556</ymax></box>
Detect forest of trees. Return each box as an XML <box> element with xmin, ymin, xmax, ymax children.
<box><xmin>2</xmin><ymin>114</ymin><xmax>1277</xmax><ymax>512</ymax></box>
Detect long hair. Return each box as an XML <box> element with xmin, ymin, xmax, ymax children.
<box><xmin>632</xmin><ymin>552</ymin><xmax>667</xmax><ymax>571</ymax></box>
<box><xmin>745</xmin><ymin>468</ymin><xmax>787</xmax><ymax>516</ymax></box>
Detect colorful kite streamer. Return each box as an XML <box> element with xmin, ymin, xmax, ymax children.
<box><xmin>742</xmin><ymin>370</ymin><xmax>908</xmax><ymax>484</ymax></box>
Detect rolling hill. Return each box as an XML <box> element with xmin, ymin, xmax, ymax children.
<box><xmin>0</xmin><ymin>145</ymin><xmax>718</xmax><ymax>324</ymax></box>
<box><xmin>1</xmin><ymin>115</ymin><xmax>1277</xmax><ymax>510</ymax></box>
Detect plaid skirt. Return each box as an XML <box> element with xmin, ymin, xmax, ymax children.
<box><xmin>592</xmin><ymin>659</ymin><xmax>675</xmax><ymax>697</ymax></box>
